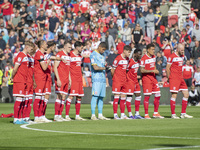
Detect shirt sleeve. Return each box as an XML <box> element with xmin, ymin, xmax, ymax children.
<box><xmin>90</xmin><ymin>54</ymin><xmax>97</xmax><ymax>65</ymax></box>
<box><xmin>112</xmin><ymin>58</ymin><xmax>118</xmax><ymax>68</ymax></box>
<box><xmin>15</xmin><ymin>55</ymin><xmax>23</xmax><ymax>65</ymax></box>
<box><xmin>37</xmin><ymin>53</ymin><xmax>44</xmax><ymax>62</ymax></box>
<box><xmin>167</xmin><ymin>56</ymin><xmax>172</xmax><ymax>64</ymax></box>
<box><xmin>140</xmin><ymin>59</ymin><xmax>145</xmax><ymax>67</ymax></box>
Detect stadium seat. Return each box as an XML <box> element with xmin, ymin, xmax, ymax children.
<box><xmin>168</xmin><ymin>15</ymin><xmax>178</xmax><ymax>27</ymax></box>
<box><xmin>144</xmin><ymin>36</ymin><xmax>151</xmax><ymax>45</ymax></box>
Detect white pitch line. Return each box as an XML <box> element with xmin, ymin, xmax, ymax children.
<box><xmin>20</xmin><ymin>124</ymin><xmax>200</xmax><ymax>140</ymax></box>
<box><xmin>144</xmin><ymin>145</ymin><xmax>200</xmax><ymax>150</ymax></box>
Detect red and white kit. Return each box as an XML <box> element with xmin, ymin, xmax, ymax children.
<box><xmin>182</xmin><ymin>65</ymin><xmax>194</xmax><ymax>79</ymax></box>
<box><xmin>125</xmin><ymin>58</ymin><xmax>141</xmax><ymax>95</ymax></box>
<box><xmin>13</xmin><ymin>52</ymin><xmax>29</xmax><ymax>97</ymax></box>
<box><xmin>140</xmin><ymin>54</ymin><xmax>160</xmax><ymax>95</ymax></box>
<box><xmin>112</xmin><ymin>54</ymin><xmax>129</xmax><ymax>94</ymax></box>
<box><xmin>167</xmin><ymin>53</ymin><xmax>188</xmax><ymax>93</ymax></box>
<box><xmin>34</xmin><ymin>49</ymin><xmax>47</xmax><ymax>95</ymax></box>
<box><xmin>44</xmin><ymin>54</ymin><xmax>52</xmax><ymax>95</ymax></box>
<box><xmin>69</xmin><ymin>51</ymin><xmax>84</xmax><ymax>97</ymax></box>
<box><xmin>55</xmin><ymin>50</ymin><xmax>71</xmax><ymax>95</ymax></box>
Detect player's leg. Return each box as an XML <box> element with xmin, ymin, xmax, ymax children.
<box><xmin>180</xmin><ymin>90</ymin><xmax>193</xmax><ymax>118</ymax></box>
<box><xmin>97</xmin><ymin>96</ymin><xmax>110</xmax><ymax>120</ymax></box>
<box><xmin>54</xmin><ymin>94</ymin><xmax>62</xmax><ymax>121</ymax></box>
<box><xmin>14</xmin><ymin>96</ymin><xmax>24</xmax><ymax>124</ymax></box>
<box><xmin>120</xmin><ymin>94</ymin><xmax>129</xmax><ymax>119</ymax></box>
<box><xmin>134</xmin><ymin>93</ymin><xmax>144</xmax><ymax>119</ymax></box>
<box><xmin>65</xmin><ymin>95</ymin><xmax>73</xmax><ymax>121</ymax></box>
<box><xmin>152</xmin><ymin>92</ymin><xmax>164</xmax><ymax>119</ymax></box>
<box><xmin>59</xmin><ymin>94</ymin><xmax>66</xmax><ymax>120</ymax></box>
<box><xmin>91</xmin><ymin>95</ymin><xmax>98</xmax><ymax>120</ymax></box>
<box><xmin>126</xmin><ymin>95</ymin><xmax>133</xmax><ymax>118</ymax></box>
<box><xmin>142</xmin><ymin>83</ymin><xmax>152</xmax><ymax>119</ymax></box>
<box><xmin>170</xmin><ymin>92</ymin><xmax>180</xmax><ymax>119</ymax></box>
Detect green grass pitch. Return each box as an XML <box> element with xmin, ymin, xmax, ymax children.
<box><xmin>0</xmin><ymin>103</ymin><xmax>200</xmax><ymax>150</ymax></box>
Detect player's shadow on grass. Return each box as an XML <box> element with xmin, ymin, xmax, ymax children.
<box><xmin>163</xmin><ymin>116</ymin><xmax>173</xmax><ymax>119</ymax></box>
<box><xmin>155</xmin><ymin>144</ymin><xmax>191</xmax><ymax>147</ymax></box>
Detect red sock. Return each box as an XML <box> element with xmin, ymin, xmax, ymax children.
<box><xmin>75</xmin><ymin>99</ymin><xmax>81</xmax><ymax>115</ymax></box>
<box><xmin>65</xmin><ymin>98</ymin><xmax>72</xmax><ymax>115</ymax></box>
<box><xmin>20</xmin><ymin>99</ymin><xmax>25</xmax><ymax>119</ymax></box>
<box><xmin>14</xmin><ymin>97</ymin><xmax>23</xmax><ymax>119</ymax></box>
<box><xmin>38</xmin><ymin>99</ymin><xmax>44</xmax><ymax>117</ymax></box>
<box><xmin>55</xmin><ymin>99</ymin><xmax>61</xmax><ymax>115</ymax></box>
<box><xmin>43</xmin><ymin>99</ymin><xmax>48</xmax><ymax>116</ymax></box>
<box><xmin>33</xmin><ymin>96</ymin><xmax>41</xmax><ymax>117</ymax></box>
<box><xmin>113</xmin><ymin>96</ymin><xmax>119</xmax><ymax>114</ymax></box>
<box><xmin>126</xmin><ymin>97</ymin><xmax>132</xmax><ymax>113</ymax></box>
<box><xmin>59</xmin><ymin>99</ymin><xmax>65</xmax><ymax>115</ymax></box>
<box><xmin>144</xmin><ymin>96</ymin><xmax>150</xmax><ymax>115</ymax></box>
<box><xmin>26</xmin><ymin>97</ymin><xmax>33</xmax><ymax>118</ymax></box>
<box><xmin>120</xmin><ymin>97</ymin><xmax>126</xmax><ymax>113</ymax></box>
<box><xmin>154</xmin><ymin>94</ymin><xmax>160</xmax><ymax>113</ymax></box>
<box><xmin>181</xmin><ymin>97</ymin><xmax>188</xmax><ymax>114</ymax></box>
<box><xmin>22</xmin><ymin>98</ymin><xmax>29</xmax><ymax>119</ymax></box>
<box><xmin>170</xmin><ymin>98</ymin><xmax>176</xmax><ymax>115</ymax></box>
<box><xmin>135</xmin><ymin>96</ymin><xmax>141</xmax><ymax>112</ymax></box>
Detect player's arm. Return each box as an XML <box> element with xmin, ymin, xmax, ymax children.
<box><xmin>69</xmin><ymin>71</ymin><xmax>71</xmax><ymax>89</ymax></box>
<box><xmin>166</xmin><ymin>63</ymin><xmax>171</xmax><ymax>78</ymax></box>
<box><xmin>11</xmin><ymin>64</ymin><xmax>20</xmax><ymax>80</ymax></box>
<box><xmin>92</xmin><ymin>64</ymin><xmax>106</xmax><ymax>71</ymax></box>
<box><xmin>140</xmin><ymin>67</ymin><xmax>158</xmax><ymax>74</ymax></box>
<box><xmin>111</xmin><ymin>68</ymin><xmax>115</xmax><ymax>77</ymax></box>
<box><xmin>40</xmin><ymin>59</ymin><xmax>51</xmax><ymax>71</ymax></box>
<box><xmin>54</xmin><ymin>60</ymin><xmax>61</xmax><ymax>87</ymax></box>
<box><xmin>33</xmin><ymin>74</ymin><xmax>37</xmax><ymax>89</ymax></box>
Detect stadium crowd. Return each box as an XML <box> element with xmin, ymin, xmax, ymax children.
<box><xmin>0</xmin><ymin>0</ymin><xmax>200</xmax><ymax>107</ymax></box>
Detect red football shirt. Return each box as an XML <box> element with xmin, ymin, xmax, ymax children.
<box><xmin>2</xmin><ymin>2</ymin><xmax>12</xmax><ymax>16</ymax></box>
<box><xmin>112</xmin><ymin>54</ymin><xmax>129</xmax><ymax>82</ymax></box>
<box><xmin>127</xmin><ymin>58</ymin><xmax>139</xmax><ymax>82</ymax></box>
<box><xmin>182</xmin><ymin>65</ymin><xmax>194</xmax><ymax>79</ymax></box>
<box><xmin>140</xmin><ymin>54</ymin><xmax>156</xmax><ymax>79</ymax></box>
<box><xmin>13</xmin><ymin>52</ymin><xmax>28</xmax><ymax>83</ymax></box>
<box><xmin>56</xmin><ymin>50</ymin><xmax>70</xmax><ymax>82</ymax></box>
<box><xmin>70</xmin><ymin>51</ymin><xmax>82</xmax><ymax>82</ymax></box>
<box><xmin>44</xmin><ymin>54</ymin><xmax>52</xmax><ymax>82</ymax></box>
<box><xmin>167</xmin><ymin>52</ymin><xmax>184</xmax><ymax>79</ymax></box>
<box><xmin>27</xmin><ymin>54</ymin><xmax>34</xmax><ymax>83</ymax></box>
<box><xmin>34</xmin><ymin>49</ymin><xmax>46</xmax><ymax>81</ymax></box>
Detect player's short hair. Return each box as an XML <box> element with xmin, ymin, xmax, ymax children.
<box><xmin>134</xmin><ymin>48</ymin><xmax>142</xmax><ymax>54</ymax></box>
<box><xmin>25</xmin><ymin>41</ymin><xmax>35</xmax><ymax>48</ymax></box>
<box><xmin>74</xmin><ymin>41</ymin><xmax>82</xmax><ymax>48</ymax></box>
<box><xmin>123</xmin><ymin>45</ymin><xmax>132</xmax><ymax>51</ymax></box>
<box><xmin>146</xmin><ymin>43</ymin><xmax>155</xmax><ymax>50</ymax></box>
<box><xmin>98</xmin><ymin>42</ymin><xmax>107</xmax><ymax>49</ymax></box>
<box><xmin>64</xmin><ymin>40</ymin><xmax>72</xmax><ymax>45</ymax></box>
<box><xmin>37</xmin><ymin>40</ymin><xmax>45</xmax><ymax>48</ymax></box>
<box><xmin>47</xmin><ymin>41</ymin><xmax>56</xmax><ymax>48</ymax></box>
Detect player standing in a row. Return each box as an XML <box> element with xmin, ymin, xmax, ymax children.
<box><xmin>66</xmin><ymin>41</ymin><xmax>86</xmax><ymax>121</ymax></box>
<box><xmin>111</xmin><ymin>45</ymin><xmax>131</xmax><ymax>119</ymax></box>
<box><xmin>33</xmin><ymin>40</ymin><xmax>51</xmax><ymax>123</ymax></box>
<box><xmin>140</xmin><ymin>44</ymin><xmax>164</xmax><ymax>119</ymax></box>
<box><xmin>90</xmin><ymin>42</ymin><xmax>110</xmax><ymax>120</ymax></box>
<box><xmin>54</xmin><ymin>41</ymin><xmax>71</xmax><ymax>121</ymax></box>
<box><xmin>166</xmin><ymin>43</ymin><xmax>193</xmax><ymax>119</ymax></box>
<box><xmin>12</xmin><ymin>41</ymin><xmax>35</xmax><ymax>124</ymax></box>
<box><xmin>125</xmin><ymin>49</ymin><xmax>144</xmax><ymax>119</ymax></box>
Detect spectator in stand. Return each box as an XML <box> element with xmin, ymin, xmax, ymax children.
<box><xmin>63</xmin><ymin>0</ymin><xmax>75</xmax><ymax>13</ymax></box>
<box><xmin>101</xmin><ymin>31</ymin><xmax>116</xmax><ymax>55</ymax></box>
<box><xmin>185</xmin><ymin>38</ymin><xmax>192</xmax><ymax>60</ymax></box>
<box><xmin>27</xmin><ymin>1</ymin><xmax>36</xmax><ymax>21</ymax></box>
<box><xmin>91</xmin><ymin>37</ymin><xmax>101</xmax><ymax>51</ymax></box>
<box><xmin>138</xmin><ymin>39</ymin><xmax>146</xmax><ymax>51</ymax></box>
<box><xmin>188</xmin><ymin>85</ymin><xmax>200</xmax><ymax>106</ymax></box>
<box><xmin>151</xmin><ymin>0</ymin><xmax>160</xmax><ymax>12</ymax></box>
<box><xmin>1</xmin><ymin>0</ymin><xmax>12</xmax><ymax>24</ymax></box>
<box><xmin>116</xmin><ymin>38</ymin><xmax>125</xmax><ymax>54</ymax></box>
<box><xmin>106</xmin><ymin>12</ymin><xmax>117</xmax><ymax>24</ymax></box>
<box><xmin>142</xmin><ymin>6</ymin><xmax>149</xmax><ymax>17</ymax></box>
<box><xmin>48</xmin><ymin>10</ymin><xmax>59</xmax><ymax>40</ymax></box>
<box><xmin>0</xmin><ymin>34</ymin><xmax>6</xmax><ymax>51</ymax></box>
<box><xmin>111</xmin><ymin>0</ymin><xmax>118</xmax><ymax>17</ymax></box>
<box><xmin>81</xmin><ymin>23</ymin><xmax>91</xmax><ymax>42</ymax></box>
<box><xmin>179</xmin><ymin>29</ymin><xmax>191</xmax><ymax>43</ymax></box>
<box><xmin>36</xmin><ymin>10</ymin><xmax>46</xmax><ymax>32</ymax></box>
<box><xmin>190</xmin><ymin>36</ymin><xmax>196</xmax><ymax>50</ymax></box>
<box><xmin>192</xmin><ymin>24</ymin><xmax>200</xmax><ymax>41</ymax></box>
<box><xmin>117</xmin><ymin>15</ymin><xmax>124</xmax><ymax>28</ymax></box>
<box><xmin>164</xmin><ymin>27</ymin><xmax>171</xmax><ymax>41</ymax></box>
<box><xmin>135</xmin><ymin>1</ymin><xmax>143</xmax><ymax>22</ymax></box>
<box><xmin>145</xmin><ymin>8</ymin><xmax>155</xmax><ymax>40</ymax></box>
<box><xmin>189</xmin><ymin>8</ymin><xmax>197</xmax><ymax>24</ymax></box>
<box><xmin>186</xmin><ymin>24</ymin><xmax>193</xmax><ymax>37</ymax></box>
<box><xmin>2</xmin><ymin>31</ymin><xmax>8</xmax><ymax>44</ymax></box>
<box><xmin>154</xmin><ymin>6</ymin><xmax>162</xmax><ymax>30</ymax></box>
<box><xmin>82</xmin><ymin>41</ymin><xmax>92</xmax><ymax>71</ymax></box>
<box><xmin>11</xmin><ymin>10</ymin><xmax>21</xmax><ymax>31</ymax></box>
<box><xmin>75</xmin><ymin>11</ymin><xmax>86</xmax><ymax>26</ymax></box>
<box><xmin>161</xmin><ymin>38</ymin><xmax>172</xmax><ymax>59</ymax></box>
<box><xmin>160</xmin><ymin>0</ymin><xmax>172</xmax><ymax>27</ymax></box>
<box><xmin>118</xmin><ymin>0</ymin><xmax>128</xmax><ymax>18</ymax></box>
<box><xmin>106</xmin><ymin>46</ymin><xmax>118</xmax><ymax>87</ymax></box>
<box><xmin>171</xmin><ymin>23</ymin><xmax>181</xmax><ymax>42</ymax></box>
<box><xmin>183</xmin><ymin>17</ymin><xmax>194</xmax><ymax>29</ymax></box>
<box><xmin>191</xmin><ymin>0</ymin><xmax>200</xmax><ymax>20</ymax></box>
<box><xmin>8</xmin><ymin>30</ymin><xmax>17</xmax><ymax>49</ymax></box>
<box><xmin>0</xmin><ymin>23</ymin><xmax>8</xmax><ymax>36</ymax></box>
<box><xmin>132</xmin><ymin>23</ymin><xmax>143</xmax><ymax>48</ymax></box>
<box><xmin>105</xmin><ymin>7</ymin><xmax>112</xmax><ymax>18</ymax></box>
<box><xmin>128</xmin><ymin>6</ymin><xmax>136</xmax><ymax>24</ymax></box>
<box><xmin>122</xmin><ymin>23</ymin><xmax>132</xmax><ymax>45</ymax></box>
<box><xmin>0</xmin><ymin>49</ymin><xmax>5</xmax><ymax>70</ymax></box>
<box><xmin>194</xmin><ymin>67</ymin><xmax>200</xmax><ymax>93</ymax></box>
<box><xmin>108</xmin><ymin>23</ymin><xmax>118</xmax><ymax>42</ymax></box>
<box><xmin>155</xmin><ymin>55</ymin><xmax>163</xmax><ymax>82</ymax></box>
<box><xmin>137</xmin><ymin>13</ymin><xmax>145</xmax><ymax>36</ymax></box>
<box><xmin>192</xmin><ymin>40</ymin><xmax>200</xmax><ymax>59</ymax></box>
<box><xmin>182</xmin><ymin>60</ymin><xmax>194</xmax><ymax>87</ymax></box>
<box><xmin>101</xmin><ymin>0</ymin><xmax>110</xmax><ymax>14</ymax></box>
